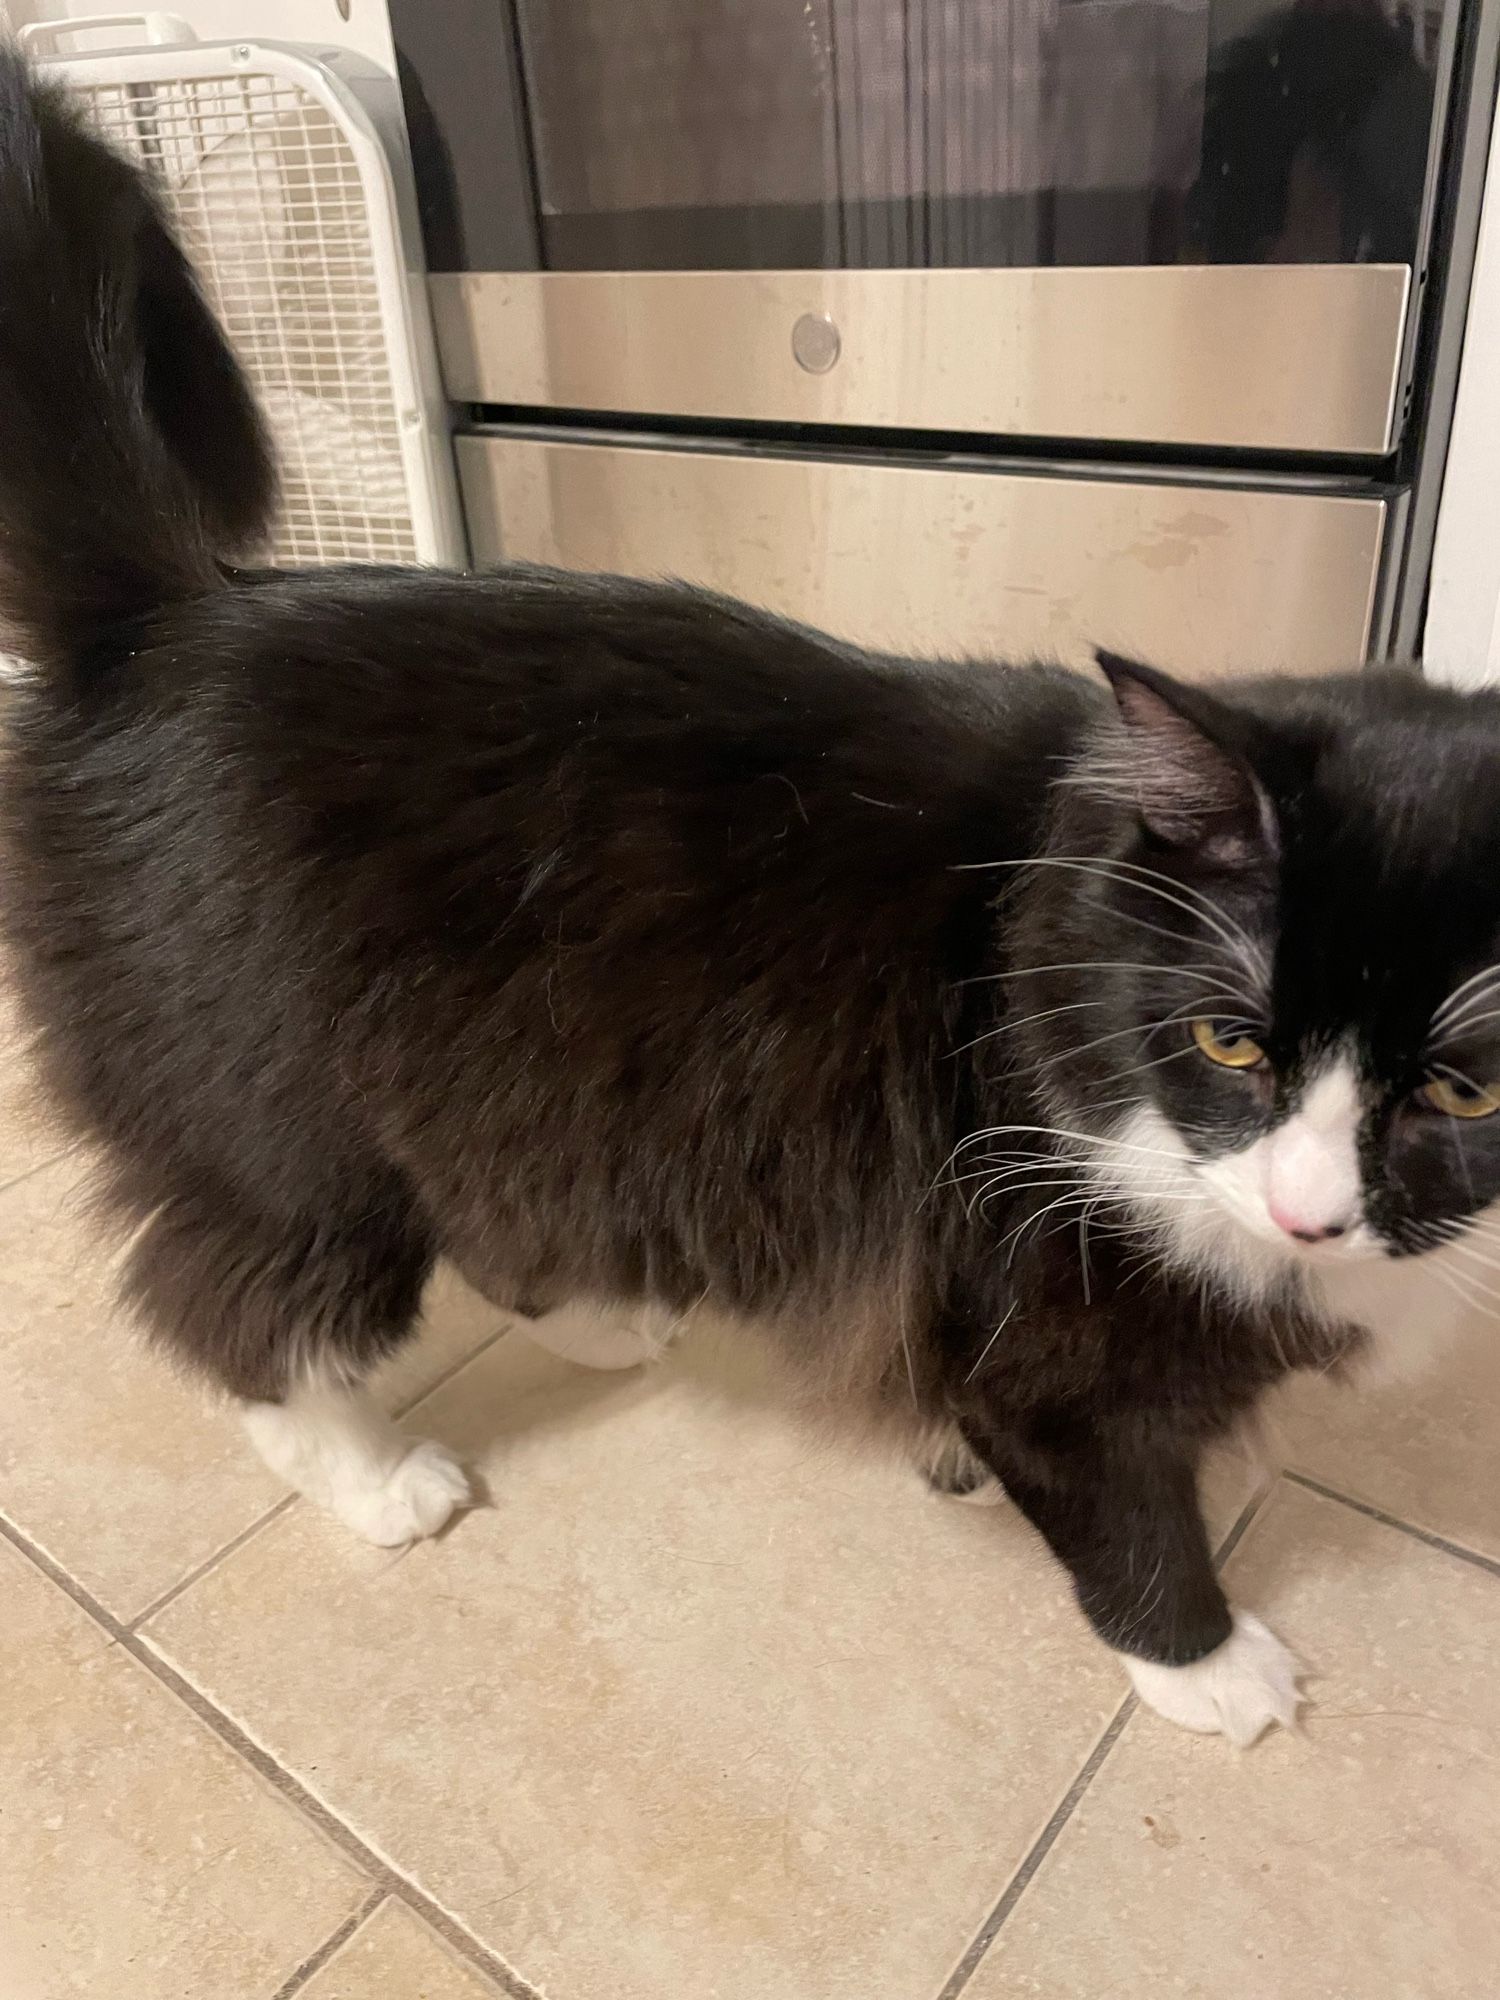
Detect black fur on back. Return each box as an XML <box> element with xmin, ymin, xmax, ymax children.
<box><xmin>3</xmin><ymin>553</ymin><xmax>1094</xmax><ymax>1406</ymax></box>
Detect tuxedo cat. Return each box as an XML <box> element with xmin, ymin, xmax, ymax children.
<box><xmin>3</xmin><ymin>50</ymin><xmax>1495</xmax><ymax>1747</ymax></box>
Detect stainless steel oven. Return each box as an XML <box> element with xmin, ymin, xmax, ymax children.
<box><xmin>390</xmin><ymin>0</ymin><xmax>1499</xmax><ymax>677</ymax></box>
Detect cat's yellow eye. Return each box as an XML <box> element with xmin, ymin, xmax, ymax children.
<box><xmin>1191</xmin><ymin>1019</ymin><xmax>1266</xmax><ymax>1070</ymax></box>
<box><xmin>1419</xmin><ymin>1076</ymin><xmax>1500</xmax><ymax>1119</ymax></box>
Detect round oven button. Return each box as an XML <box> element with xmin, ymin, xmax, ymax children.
<box><xmin>791</xmin><ymin>312</ymin><xmax>841</xmax><ymax>374</ymax></box>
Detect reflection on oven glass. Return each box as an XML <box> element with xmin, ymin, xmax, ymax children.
<box><xmin>1194</xmin><ymin>0</ymin><xmax>1438</xmax><ymax>262</ymax></box>
<box><xmin>511</xmin><ymin>0</ymin><xmax>1445</xmax><ymax>271</ymax></box>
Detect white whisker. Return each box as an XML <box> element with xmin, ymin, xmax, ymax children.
<box><xmin>962</xmin><ymin>959</ymin><xmax>1245</xmax><ymax>989</ymax></box>
<box><xmin>964</xmin><ymin>1298</ymin><xmax>1020</xmax><ymax>1382</ymax></box>
<box><xmin>1423</xmin><ymin>1260</ymin><xmax>1499</xmax><ymax>1323</ymax></box>
<box><xmin>952</xmin><ymin>854</ymin><xmax>1268</xmax><ymax>987</ymax></box>
<box><xmin>1086</xmin><ymin>1046</ymin><xmax>1206</xmax><ymax>1089</ymax></box>
<box><xmin>948</xmin><ymin>996</ymin><xmax>1110</xmax><ymax>1059</ymax></box>
<box><xmin>1438</xmin><ymin>1238</ymin><xmax>1500</xmax><ymax>1288</ymax></box>
<box><xmin>1430</xmin><ymin>1005</ymin><xmax>1500</xmax><ymax>1046</ymax></box>
<box><xmin>953</xmin><ymin>1121</ymin><xmax>1203</xmax><ymax>1164</ymax></box>
<box><xmin>1033</xmin><ymin>1000</ymin><xmax>1229</xmax><ymax>1068</ymax></box>
<box><xmin>1430</xmin><ymin>961</ymin><xmax>1500</xmax><ymax>1031</ymax></box>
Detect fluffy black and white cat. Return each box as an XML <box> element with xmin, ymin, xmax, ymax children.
<box><xmin>2</xmin><ymin>51</ymin><xmax>1496</xmax><ymax>1748</ymax></box>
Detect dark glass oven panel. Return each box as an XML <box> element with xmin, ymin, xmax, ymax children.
<box><xmin>515</xmin><ymin>0</ymin><xmax>1444</xmax><ymax>269</ymax></box>
<box><xmin>391</xmin><ymin>0</ymin><xmax>1450</xmax><ymax>274</ymax></box>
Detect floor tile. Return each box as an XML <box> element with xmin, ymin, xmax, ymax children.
<box><xmin>965</xmin><ymin>1481</ymin><xmax>1500</xmax><ymax>2000</ymax></box>
<box><xmin>299</xmin><ymin>1901</ymin><xmax>501</xmax><ymax>1999</ymax></box>
<box><xmin>0</xmin><ymin>1158</ymin><xmax>504</xmax><ymax>1620</ymax></box>
<box><xmin>1271</xmin><ymin>1322</ymin><xmax>1500</xmax><ymax>1562</ymax></box>
<box><xmin>145</xmin><ymin>1330</ymin><xmax>1126</xmax><ymax>2000</ymax></box>
<box><xmin>1200</xmin><ymin>1436</ymin><xmax>1269</xmax><ymax>1548</ymax></box>
<box><xmin>0</xmin><ymin>1536</ymin><xmax>368</xmax><ymax>2000</ymax></box>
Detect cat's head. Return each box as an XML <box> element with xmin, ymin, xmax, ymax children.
<box><xmin>1010</xmin><ymin>655</ymin><xmax>1500</xmax><ymax>1314</ymax></box>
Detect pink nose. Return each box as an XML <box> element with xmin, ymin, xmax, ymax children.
<box><xmin>1267</xmin><ymin>1195</ymin><xmax>1347</xmax><ymax>1243</ymax></box>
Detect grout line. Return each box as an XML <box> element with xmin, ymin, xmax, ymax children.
<box><xmin>268</xmin><ymin>1887</ymin><xmax>387</xmax><ymax>2000</ymax></box>
<box><xmin>393</xmin><ymin>1322</ymin><xmax>512</xmax><ymax>1421</ymax></box>
<box><xmin>130</xmin><ymin>1314</ymin><xmax>511</xmax><ymax>1631</ymax></box>
<box><xmin>1283</xmin><ymin>1470</ymin><xmax>1500</xmax><ymax>1580</ymax></box>
<box><xmin>1213</xmin><ymin>1480</ymin><xmax>1275</xmax><ymax>1569</ymax></box>
<box><xmin>129</xmin><ymin>1495</ymin><xmax>297</xmax><ymax>1632</ymax></box>
<box><xmin>935</xmin><ymin>1473</ymin><xmax>1278</xmax><ymax>1998</ymax></box>
<box><xmin>0</xmin><ymin>1505</ymin><xmax>138</xmax><ymax>1639</ymax></box>
<box><xmin>934</xmin><ymin>1695</ymin><xmax>1138</xmax><ymax>2000</ymax></box>
<box><xmin>2</xmin><ymin>1329</ymin><xmax>1298</xmax><ymax>2000</ymax></box>
<box><xmin>130</xmin><ymin>1628</ymin><xmax>543</xmax><ymax>2000</ymax></box>
<box><xmin>0</xmin><ymin>1511</ymin><xmax>541</xmax><ymax>2000</ymax></box>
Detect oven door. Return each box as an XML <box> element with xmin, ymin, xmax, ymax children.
<box><xmin>456</xmin><ymin>428</ymin><xmax>1392</xmax><ymax>676</ymax></box>
<box><xmin>392</xmin><ymin>0</ymin><xmax>1455</xmax><ymax>456</ymax></box>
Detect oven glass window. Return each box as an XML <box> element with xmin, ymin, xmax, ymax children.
<box><xmin>511</xmin><ymin>0</ymin><xmax>1447</xmax><ymax>270</ymax></box>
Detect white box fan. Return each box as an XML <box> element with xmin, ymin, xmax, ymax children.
<box><xmin>23</xmin><ymin>13</ymin><xmax>466</xmax><ymax>570</ymax></box>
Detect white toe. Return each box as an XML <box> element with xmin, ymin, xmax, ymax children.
<box><xmin>332</xmin><ymin>1439</ymin><xmax>472</xmax><ymax>1547</ymax></box>
<box><xmin>1121</xmin><ymin>1610</ymin><xmax>1302</xmax><ymax>1747</ymax></box>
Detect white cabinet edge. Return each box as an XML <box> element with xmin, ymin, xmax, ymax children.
<box><xmin>1426</xmin><ymin>84</ymin><xmax>1500</xmax><ymax>688</ymax></box>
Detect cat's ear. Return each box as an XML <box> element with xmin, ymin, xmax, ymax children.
<box><xmin>1091</xmin><ymin>651</ymin><xmax>1277</xmax><ymax>864</ymax></box>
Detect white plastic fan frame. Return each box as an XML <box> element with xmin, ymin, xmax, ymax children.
<box><xmin>32</xmin><ymin>32</ymin><xmax>466</xmax><ymax>570</ymax></box>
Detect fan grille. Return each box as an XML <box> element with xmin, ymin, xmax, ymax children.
<box><xmin>82</xmin><ymin>69</ymin><xmax>418</xmax><ymax>566</ymax></box>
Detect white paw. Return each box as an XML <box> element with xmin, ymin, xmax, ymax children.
<box><xmin>1121</xmin><ymin>1610</ymin><xmax>1302</xmax><ymax>1747</ymax></box>
<box><xmin>331</xmin><ymin>1439</ymin><xmax>472</xmax><ymax>1547</ymax></box>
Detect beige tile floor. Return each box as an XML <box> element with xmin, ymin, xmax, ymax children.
<box><xmin>4</xmin><ymin>987</ymin><xmax>1500</xmax><ymax>1999</ymax></box>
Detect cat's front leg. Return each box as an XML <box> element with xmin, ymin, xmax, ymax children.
<box><xmin>973</xmin><ymin>1417</ymin><xmax>1301</xmax><ymax>1746</ymax></box>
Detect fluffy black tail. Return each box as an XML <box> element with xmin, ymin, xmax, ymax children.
<box><xmin>0</xmin><ymin>46</ymin><xmax>276</xmax><ymax>678</ymax></box>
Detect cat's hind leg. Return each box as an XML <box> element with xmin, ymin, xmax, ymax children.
<box><xmin>241</xmin><ymin>1373</ymin><xmax>471</xmax><ymax>1547</ymax></box>
<box><xmin>123</xmin><ymin>1176</ymin><xmax>471</xmax><ymax>1545</ymax></box>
